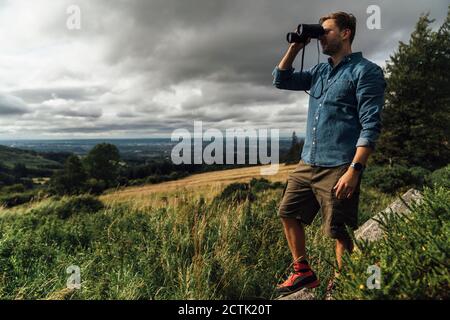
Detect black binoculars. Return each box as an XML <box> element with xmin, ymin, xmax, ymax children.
<box><xmin>286</xmin><ymin>24</ymin><xmax>325</xmax><ymax>43</ymax></box>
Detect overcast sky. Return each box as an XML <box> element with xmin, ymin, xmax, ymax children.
<box><xmin>0</xmin><ymin>0</ymin><xmax>448</xmax><ymax>139</ymax></box>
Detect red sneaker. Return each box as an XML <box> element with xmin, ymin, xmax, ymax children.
<box><xmin>276</xmin><ymin>261</ymin><xmax>320</xmax><ymax>296</ymax></box>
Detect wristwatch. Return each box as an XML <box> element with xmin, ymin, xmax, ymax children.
<box><xmin>350</xmin><ymin>162</ymin><xmax>365</xmax><ymax>172</ymax></box>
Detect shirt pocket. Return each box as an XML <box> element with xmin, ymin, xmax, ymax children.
<box><xmin>327</xmin><ymin>79</ymin><xmax>354</xmax><ymax>101</ymax></box>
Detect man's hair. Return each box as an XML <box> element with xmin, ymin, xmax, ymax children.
<box><xmin>319</xmin><ymin>11</ymin><xmax>357</xmax><ymax>44</ymax></box>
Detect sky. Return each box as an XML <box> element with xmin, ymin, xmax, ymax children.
<box><xmin>0</xmin><ymin>0</ymin><xmax>448</xmax><ymax>139</ymax></box>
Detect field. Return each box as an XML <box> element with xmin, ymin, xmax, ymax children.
<box><xmin>101</xmin><ymin>163</ymin><xmax>296</xmax><ymax>208</ymax></box>
<box><xmin>3</xmin><ymin>163</ymin><xmax>442</xmax><ymax>300</ymax></box>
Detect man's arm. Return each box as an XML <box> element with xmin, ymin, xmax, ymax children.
<box><xmin>278</xmin><ymin>43</ymin><xmax>305</xmax><ymax>70</ymax></box>
<box><xmin>272</xmin><ymin>40</ymin><xmax>314</xmax><ymax>91</ymax></box>
<box><xmin>334</xmin><ymin>64</ymin><xmax>386</xmax><ymax>200</ymax></box>
<box><xmin>355</xmin><ymin>64</ymin><xmax>386</xmax><ymax>149</ymax></box>
<box><xmin>334</xmin><ymin>146</ymin><xmax>372</xmax><ymax>199</ymax></box>
<box><xmin>350</xmin><ymin>146</ymin><xmax>372</xmax><ymax>168</ymax></box>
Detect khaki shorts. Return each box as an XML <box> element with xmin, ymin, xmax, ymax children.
<box><xmin>278</xmin><ymin>159</ymin><xmax>362</xmax><ymax>239</ymax></box>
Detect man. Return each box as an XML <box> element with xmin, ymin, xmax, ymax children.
<box><xmin>272</xmin><ymin>11</ymin><xmax>386</xmax><ymax>295</ymax></box>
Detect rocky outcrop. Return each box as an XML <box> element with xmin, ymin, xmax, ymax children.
<box><xmin>355</xmin><ymin>188</ymin><xmax>423</xmax><ymax>242</ymax></box>
<box><xmin>277</xmin><ymin>289</ymin><xmax>316</xmax><ymax>300</ymax></box>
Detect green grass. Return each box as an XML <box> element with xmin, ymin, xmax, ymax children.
<box><xmin>0</xmin><ymin>145</ymin><xmax>61</xmax><ymax>170</ymax></box>
<box><xmin>335</xmin><ymin>186</ymin><xmax>450</xmax><ymax>299</ymax></box>
<box><xmin>0</xmin><ymin>186</ymin><xmax>394</xmax><ymax>300</ymax></box>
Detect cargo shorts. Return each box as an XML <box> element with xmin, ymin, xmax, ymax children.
<box><xmin>278</xmin><ymin>159</ymin><xmax>362</xmax><ymax>240</ymax></box>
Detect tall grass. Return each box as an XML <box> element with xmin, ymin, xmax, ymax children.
<box><xmin>0</xmin><ymin>185</ymin><xmax>392</xmax><ymax>300</ymax></box>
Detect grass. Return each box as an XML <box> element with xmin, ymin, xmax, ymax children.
<box><xmin>336</xmin><ymin>187</ymin><xmax>450</xmax><ymax>299</ymax></box>
<box><xmin>0</xmin><ymin>145</ymin><xmax>61</xmax><ymax>170</ymax></box>
<box><xmin>0</xmin><ymin>165</ymin><xmax>395</xmax><ymax>300</ymax></box>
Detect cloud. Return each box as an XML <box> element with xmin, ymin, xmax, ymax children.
<box><xmin>0</xmin><ymin>94</ymin><xmax>30</xmax><ymax>115</ymax></box>
<box><xmin>0</xmin><ymin>0</ymin><xmax>448</xmax><ymax>138</ymax></box>
<box><xmin>11</xmin><ymin>86</ymin><xmax>107</xmax><ymax>104</ymax></box>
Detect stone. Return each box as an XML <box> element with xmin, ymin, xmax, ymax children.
<box><xmin>355</xmin><ymin>188</ymin><xmax>423</xmax><ymax>242</ymax></box>
<box><xmin>277</xmin><ymin>288</ymin><xmax>317</xmax><ymax>300</ymax></box>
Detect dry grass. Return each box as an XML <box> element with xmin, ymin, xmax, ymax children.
<box><xmin>101</xmin><ymin>163</ymin><xmax>297</xmax><ymax>208</ymax></box>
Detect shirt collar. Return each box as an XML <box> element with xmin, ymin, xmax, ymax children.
<box><xmin>327</xmin><ymin>52</ymin><xmax>363</xmax><ymax>66</ymax></box>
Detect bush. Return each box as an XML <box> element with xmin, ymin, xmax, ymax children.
<box><xmin>54</xmin><ymin>195</ymin><xmax>104</xmax><ymax>219</ymax></box>
<box><xmin>215</xmin><ymin>179</ymin><xmax>287</xmax><ymax>204</ymax></box>
<box><xmin>426</xmin><ymin>164</ymin><xmax>450</xmax><ymax>189</ymax></box>
<box><xmin>85</xmin><ymin>178</ymin><xmax>106</xmax><ymax>195</ymax></box>
<box><xmin>214</xmin><ymin>182</ymin><xmax>256</xmax><ymax>203</ymax></box>
<box><xmin>362</xmin><ymin>165</ymin><xmax>430</xmax><ymax>194</ymax></box>
<box><xmin>2</xmin><ymin>184</ymin><xmax>26</xmax><ymax>193</ymax></box>
<box><xmin>335</xmin><ymin>186</ymin><xmax>450</xmax><ymax>299</ymax></box>
<box><xmin>249</xmin><ymin>178</ymin><xmax>272</xmax><ymax>192</ymax></box>
<box><xmin>0</xmin><ymin>191</ymin><xmax>36</xmax><ymax>208</ymax></box>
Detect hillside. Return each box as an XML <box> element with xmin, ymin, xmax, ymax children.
<box><xmin>0</xmin><ymin>160</ymin><xmax>447</xmax><ymax>299</ymax></box>
<box><xmin>101</xmin><ymin>163</ymin><xmax>297</xmax><ymax>207</ymax></box>
<box><xmin>0</xmin><ymin>145</ymin><xmax>62</xmax><ymax>170</ymax></box>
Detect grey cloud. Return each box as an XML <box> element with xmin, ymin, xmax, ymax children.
<box><xmin>0</xmin><ymin>94</ymin><xmax>30</xmax><ymax>115</ymax></box>
<box><xmin>10</xmin><ymin>86</ymin><xmax>108</xmax><ymax>104</ymax></box>
<box><xmin>3</xmin><ymin>0</ymin><xmax>449</xmax><ymax>138</ymax></box>
<box><xmin>92</xmin><ymin>0</ymin><xmax>448</xmax><ymax>87</ymax></box>
<box><xmin>56</xmin><ymin>108</ymin><xmax>103</xmax><ymax>119</ymax></box>
<box><xmin>181</xmin><ymin>82</ymin><xmax>297</xmax><ymax>111</ymax></box>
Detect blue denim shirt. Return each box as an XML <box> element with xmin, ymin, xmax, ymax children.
<box><xmin>272</xmin><ymin>52</ymin><xmax>386</xmax><ymax>167</ymax></box>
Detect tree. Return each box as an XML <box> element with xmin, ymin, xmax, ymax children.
<box><xmin>50</xmin><ymin>155</ymin><xmax>87</xmax><ymax>195</ymax></box>
<box><xmin>373</xmin><ymin>8</ymin><xmax>450</xmax><ymax>170</ymax></box>
<box><xmin>285</xmin><ymin>131</ymin><xmax>304</xmax><ymax>164</ymax></box>
<box><xmin>13</xmin><ymin>163</ymin><xmax>28</xmax><ymax>178</ymax></box>
<box><xmin>84</xmin><ymin>143</ymin><xmax>120</xmax><ymax>187</ymax></box>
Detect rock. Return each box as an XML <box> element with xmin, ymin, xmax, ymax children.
<box><xmin>355</xmin><ymin>188</ymin><xmax>423</xmax><ymax>242</ymax></box>
<box><xmin>277</xmin><ymin>288</ymin><xmax>317</xmax><ymax>300</ymax></box>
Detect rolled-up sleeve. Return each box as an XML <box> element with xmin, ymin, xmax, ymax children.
<box><xmin>272</xmin><ymin>66</ymin><xmax>313</xmax><ymax>91</ymax></box>
<box><xmin>355</xmin><ymin>64</ymin><xmax>386</xmax><ymax>149</ymax></box>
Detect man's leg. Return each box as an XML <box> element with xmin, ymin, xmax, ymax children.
<box><xmin>276</xmin><ymin>161</ymin><xmax>321</xmax><ymax>294</ymax></box>
<box><xmin>335</xmin><ymin>237</ymin><xmax>354</xmax><ymax>272</ymax></box>
<box><xmin>327</xmin><ymin>237</ymin><xmax>354</xmax><ymax>294</ymax></box>
<box><xmin>276</xmin><ymin>217</ymin><xmax>320</xmax><ymax>295</ymax></box>
<box><xmin>280</xmin><ymin>217</ymin><xmax>306</xmax><ymax>262</ymax></box>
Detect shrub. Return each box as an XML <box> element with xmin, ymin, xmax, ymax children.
<box><xmin>335</xmin><ymin>186</ymin><xmax>450</xmax><ymax>299</ymax></box>
<box><xmin>2</xmin><ymin>183</ymin><xmax>26</xmax><ymax>193</ymax></box>
<box><xmin>214</xmin><ymin>182</ymin><xmax>256</xmax><ymax>203</ymax></box>
<box><xmin>249</xmin><ymin>178</ymin><xmax>272</xmax><ymax>192</ymax></box>
<box><xmin>54</xmin><ymin>195</ymin><xmax>104</xmax><ymax>219</ymax></box>
<box><xmin>362</xmin><ymin>165</ymin><xmax>430</xmax><ymax>194</ymax></box>
<box><xmin>0</xmin><ymin>191</ymin><xmax>36</xmax><ymax>208</ymax></box>
<box><xmin>85</xmin><ymin>178</ymin><xmax>106</xmax><ymax>195</ymax></box>
<box><xmin>426</xmin><ymin>164</ymin><xmax>450</xmax><ymax>189</ymax></box>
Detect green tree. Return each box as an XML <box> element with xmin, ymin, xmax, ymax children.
<box><xmin>285</xmin><ymin>131</ymin><xmax>303</xmax><ymax>164</ymax></box>
<box><xmin>50</xmin><ymin>155</ymin><xmax>87</xmax><ymax>195</ymax></box>
<box><xmin>13</xmin><ymin>163</ymin><xmax>27</xmax><ymax>178</ymax></box>
<box><xmin>374</xmin><ymin>9</ymin><xmax>450</xmax><ymax>170</ymax></box>
<box><xmin>84</xmin><ymin>143</ymin><xmax>120</xmax><ymax>187</ymax></box>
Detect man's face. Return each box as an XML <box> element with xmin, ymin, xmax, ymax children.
<box><xmin>319</xmin><ymin>19</ymin><xmax>346</xmax><ymax>56</ymax></box>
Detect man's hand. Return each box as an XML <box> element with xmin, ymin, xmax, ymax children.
<box><xmin>277</xmin><ymin>33</ymin><xmax>311</xmax><ymax>70</ymax></box>
<box><xmin>333</xmin><ymin>168</ymin><xmax>360</xmax><ymax>199</ymax></box>
<box><xmin>289</xmin><ymin>36</ymin><xmax>311</xmax><ymax>52</ymax></box>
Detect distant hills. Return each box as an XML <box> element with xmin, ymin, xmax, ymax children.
<box><xmin>0</xmin><ymin>145</ymin><xmax>63</xmax><ymax>170</ymax></box>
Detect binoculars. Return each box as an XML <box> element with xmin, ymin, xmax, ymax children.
<box><xmin>286</xmin><ymin>24</ymin><xmax>325</xmax><ymax>43</ymax></box>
